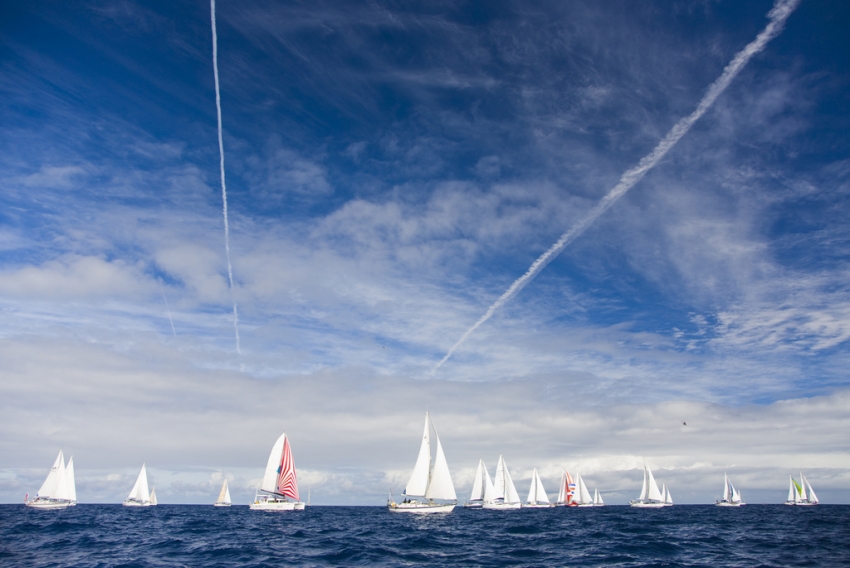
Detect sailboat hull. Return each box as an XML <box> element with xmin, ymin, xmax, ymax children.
<box><xmin>629</xmin><ymin>501</ymin><xmax>666</xmax><ymax>508</ymax></box>
<box><xmin>482</xmin><ymin>501</ymin><xmax>522</xmax><ymax>510</ymax></box>
<box><xmin>122</xmin><ymin>500</ymin><xmax>151</xmax><ymax>507</ymax></box>
<box><xmin>716</xmin><ymin>501</ymin><xmax>744</xmax><ymax>507</ymax></box>
<box><xmin>213</xmin><ymin>502</ymin><xmax>232</xmax><ymax>507</ymax></box>
<box><xmin>25</xmin><ymin>499</ymin><xmax>71</xmax><ymax>510</ymax></box>
<box><xmin>250</xmin><ymin>500</ymin><xmax>305</xmax><ymax>511</ymax></box>
<box><xmin>522</xmin><ymin>503</ymin><xmax>554</xmax><ymax>508</ymax></box>
<box><xmin>388</xmin><ymin>501</ymin><xmax>455</xmax><ymax>514</ymax></box>
<box><xmin>463</xmin><ymin>501</ymin><xmax>484</xmax><ymax>509</ymax></box>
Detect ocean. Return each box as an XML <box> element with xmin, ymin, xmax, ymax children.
<box><xmin>2</xmin><ymin>504</ymin><xmax>848</xmax><ymax>567</ymax></box>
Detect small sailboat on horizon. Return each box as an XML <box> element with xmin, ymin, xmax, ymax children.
<box><xmin>785</xmin><ymin>472</ymin><xmax>818</xmax><ymax>506</ymax></box>
<box><xmin>25</xmin><ymin>450</ymin><xmax>76</xmax><ymax>509</ymax></box>
<box><xmin>593</xmin><ymin>487</ymin><xmax>605</xmax><ymax>506</ymax></box>
<box><xmin>523</xmin><ymin>467</ymin><xmax>553</xmax><ymax>508</ymax></box>
<box><xmin>214</xmin><ymin>479</ymin><xmax>232</xmax><ymax>507</ymax></box>
<box><xmin>388</xmin><ymin>412</ymin><xmax>457</xmax><ymax>514</ymax></box>
<box><xmin>572</xmin><ymin>473</ymin><xmax>597</xmax><ymax>507</ymax></box>
<box><xmin>716</xmin><ymin>472</ymin><xmax>744</xmax><ymax>506</ymax></box>
<box><xmin>630</xmin><ymin>465</ymin><xmax>668</xmax><ymax>508</ymax></box>
<box><xmin>482</xmin><ymin>455</ymin><xmax>522</xmax><ymax>509</ymax></box>
<box><xmin>124</xmin><ymin>464</ymin><xmax>154</xmax><ymax>507</ymax></box>
<box><xmin>464</xmin><ymin>458</ymin><xmax>493</xmax><ymax>508</ymax></box>
<box><xmin>250</xmin><ymin>432</ymin><xmax>305</xmax><ymax>511</ymax></box>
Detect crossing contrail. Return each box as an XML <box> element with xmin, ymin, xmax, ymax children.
<box><xmin>211</xmin><ymin>0</ymin><xmax>241</xmax><ymax>354</ymax></box>
<box><xmin>433</xmin><ymin>0</ymin><xmax>801</xmax><ymax>373</ymax></box>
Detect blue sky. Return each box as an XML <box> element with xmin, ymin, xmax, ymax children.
<box><xmin>1</xmin><ymin>0</ymin><xmax>849</xmax><ymax>504</ymax></box>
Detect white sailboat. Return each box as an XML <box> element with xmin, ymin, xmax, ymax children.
<box><xmin>523</xmin><ymin>467</ymin><xmax>553</xmax><ymax>508</ymax></box>
<box><xmin>593</xmin><ymin>487</ymin><xmax>605</xmax><ymax>506</ymax></box>
<box><xmin>785</xmin><ymin>472</ymin><xmax>818</xmax><ymax>506</ymax></box>
<box><xmin>250</xmin><ymin>432</ymin><xmax>305</xmax><ymax>511</ymax></box>
<box><xmin>572</xmin><ymin>473</ymin><xmax>595</xmax><ymax>507</ymax></box>
<box><xmin>716</xmin><ymin>472</ymin><xmax>744</xmax><ymax>506</ymax></box>
<box><xmin>214</xmin><ymin>479</ymin><xmax>232</xmax><ymax>507</ymax></box>
<box><xmin>482</xmin><ymin>455</ymin><xmax>521</xmax><ymax>509</ymax></box>
<box><xmin>123</xmin><ymin>464</ymin><xmax>153</xmax><ymax>507</ymax></box>
<box><xmin>25</xmin><ymin>450</ymin><xmax>76</xmax><ymax>509</ymax></box>
<box><xmin>464</xmin><ymin>459</ymin><xmax>492</xmax><ymax>508</ymax></box>
<box><xmin>149</xmin><ymin>487</ymin><xmax>158</xmax><ymax>506</ymax></box>
<box><xmin>388</xmin><ymin>412</ymin><xmax>457</xmax><ymax>513</ymax></box>
<box><xmin>629</xmin><ymin>465</ymin><xmax>666</xmax><ymax>508</ymax></box>
<box><xmin>661</xmin><ymin>483</ymin><xmax>673</xmax><ymax>506</ymax></box>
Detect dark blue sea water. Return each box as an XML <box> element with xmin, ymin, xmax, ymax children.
<box><xmin>1</xmin><ymin>504</ymin><xmax>848</xmax><ymax>567</ymax></box>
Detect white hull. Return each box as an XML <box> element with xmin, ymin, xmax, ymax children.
<box><xmin>463</xmin><ymin>501</ymin><xmax>484</xmax><ymax>509</ymax></box>
<box><xmin>213</xmin><ymin>502</ymin><xmax>232</xmax><ymax>507</ymax></box>
<box><xmin>123</xmin><ymin>500</ymin><xmax>152</xmax><ymax>507</ymax></box>
<box><xmin>785</xmin><ymin>501</ymin><xmax>817</xmax><ymax>506</ymax></box>
<box><xmin>250</xmin><ymin>500</ymin><xmax>305</xmax><ymax>511</ymax></box>
<box><xmin>630</xmin><ymin>501</ymin><xmax>666</xmax><ymax>508</ymax></box>
<box><xmin>575</xmin><ymin>503</ymin><xmax>596</xmax><ymax>508</ymax></box>
<box><xmin>716</xmin><ymin>501</ymin><xmax>744</xmax><ymax>507</ymax></box>
<box><xmin>522</xmin><ymin>503</ymin><xmax>554</xmax><ymax>508</ymax></box>
<box><xmin>25</xmin><ymin>499</ymin><xmax>72</xmax><ymax>510</ymax></box>
<box><xmin>482</xmin><ymin>501</ymin><xmax>522</xmax><ymax>510</ymax></box>
<box><xmin>388</xmin><ymin>500</ymin><xmax>455</xmax><ymax>514</ymax></box>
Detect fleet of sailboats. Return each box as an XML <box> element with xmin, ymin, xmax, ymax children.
<box><xmin>214</xmin><ymin>479</ymin><xmax>232</xmax><ymax>507</ymax></box>
<box><xmin>785</xmin><ymin>472</ymin><xmax>818</xmax><ymax>506</ymax></box>
<box><xmin>124</xmin><ymin>464</ymin><xmax>155</xmax><ymax>507</ymax></box>
<box><xmin>716</xmin><ymin>473</ymin><xmax>744</xmax><ymax>506</ymax></box>
<box><xmin>250</xmin><ymin>432</ymin><xmax>305</xmax><ymax>511</ymax></box>
<box><xmin>388</xmin><ymin>412</ymin><xmax>457</xmax><ymax>513</ymax></box>
<box><xmin>25</xmin><ymin>450</ymin><xmax>76</xmax><ymax>509</ymax></box>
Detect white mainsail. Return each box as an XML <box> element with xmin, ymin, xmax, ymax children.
<box><xmin>646</xmin><ymin>466</ymin><xmax>664</xmax><ymax>501</ymax></box>
<box><xmin>483</xmin><ymin>466</ymin><xmax>495</xmax><ymax>503</ymax></box>
<box><xmin>787</xmin><ymin>476</ymin><xmax>796</xmax><ymax>502</ymax></box>
<box><xmin>216</xmin><ymin>480</ymin><xmax>232</xmax><ymax>505</ymax></box>
<box><xmin>404</xmin><ymin>415</ymin><xmax>432</xmax><ymax>497</ymax></box>
<box><xmin>575</xmin><ymin>473</ymin><xmax>593</xmax><ymax>505</ymax></box>
<box><xmin>36</xmin><ymin>450</ymin><xmax>64</xmax><ymax>499</ymax></box>
<box><xmin>470</xmin><ymin>460</ymin><xmax>485</xmax><ymax>501</ymax></box>
<box><xmin>260</xmin><ymin>433</ymin><xmax>287</xmax><ymax>494</ymax></box>
<box><xmin>557</xmin><ymin>471</ymin><xmax>566</xmax><ymax>504</ymax></box>
<box><xmin>503</xmin><ymin>457</ymin><xmax>521</xmax><ymax>504</ymax></box>
<box><xmin>127</xmin><ymin>464</ymin><xmax>151</xmax><ymax>503</ymax></box>
<box><xmin>723</xmin><ymin>473</ymin><xmax>730</xmax><ymax>502</ymax></box>
<box><xmin>638</xmin><ymin>467</ymin><xmax>648</xmax><ymax>501</ymax></box>
<box><xmin>797</xmin><ymin>472</ymin><xmax>808</xmax><ymax>502</ymax></box>
<box><xmin>149</xmin><ymin>488</ymin><xmax>158</xmax><ymax>506</ymax></box>
<box><xmin>803</xmin><ymin>475</ymin><xmax>818</xmax><ymax>504</ymax></box>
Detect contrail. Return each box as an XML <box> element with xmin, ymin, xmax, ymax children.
<box><xmin>433</xmin><ymin>0</ymin><xmax>800</xmax><ymax>373</ymax></box>
<box><xmin>159</xmin><ymin>279</ymin><xmax>177</xmax><ymax>337</ymax></box>
<box><xmin>211</xmin><ymin>0</ymin><xmax>241</xmax><ymax>354</ymax></box>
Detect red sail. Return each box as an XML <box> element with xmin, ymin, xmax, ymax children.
<box><xmin>276</xmin><ymin>435</ymin><xmax>300</xmax><ymax>501</ymax></box>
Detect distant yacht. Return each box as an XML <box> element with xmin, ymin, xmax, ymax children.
<box><xmin>25</xmin><ymin>450</ymin><xmax>76</xmax><ymax>509</ymax></box>
<box><xmin>629</xmin><ymin>465</ymin><xmax>667</xmax><ymax>508</ymax></box>
<box><xmin>214</xmin><ymin>479</ymin><xmax>232</xmax><ymax>507</ymax></box>
<box><xmin>593</xmin><ymin>487</ymin><xmax>605</xmax><ymax>507</ymax></box>
<box><xmin>464</xmin><ymin>459</ymin><xmax>493</xmax><ymax>508</ymax></box>
<box><xmin>785</xmin><ymin>472</ymin><xmax>818</xmax><ymax>506</ymax></box>
<box><xmin>250</xmin><ymin>432</ymin><xmax>305</xmax><ymax>511</ymax></box>
<box><xmin>661</xmin><ymin>483</ymin><xmax>673</xmax><ymax>506</ymax></box>
<box><xmin>716</xmin><ymin>472</ymin><xmax>744</xmax><ymax>506</ymax></box>
<box><xmin>149</xmin><ymin>487</ymin><xmax>158</xmax><ymax>506</ymax></box>
<box><xmin>572</xmin><ymin>473</ymin><xmax>596</xmax><ymax>507</ymax></box>
<box><xmin>482</xmin><ymin>455</ymin><xmax>522</xmax><ymax>509</ymax></box>
<box><xmin>556</xmin><ymin>470</ymin><xmax>577</xmax><ymax>506</ymax></box>
<box><xmin>523</xmin><ymin>467</ymin><xmax>553</xmax><ymax>508</ymax></box>
<box><xmin>124</xmin><ymin>464</ymin><xmax>154</xmax><ymax>507</ymax></box>
<box><xmin>388</xmin><ymin>412</ymin><xmax>457</xmax><ymax>513</ymax></box>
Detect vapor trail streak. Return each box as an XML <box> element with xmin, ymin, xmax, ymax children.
<box><xmin>433</xmin><ymin>0</ymin><xmax>800</xmax><ymax>373</ymax></box>
<box><xmin>160</xmin><ymin>280</ymin><xmax>176</xmax><ymax>336</ymax></box>
<box><xmin>211</xmin><ymin>0</ymin><xmax>241</xmax><ymax>354</ymax></box>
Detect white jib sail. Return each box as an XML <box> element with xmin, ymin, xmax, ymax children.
<box><xmin>483</xmin><ymin>465</ymin><xmax>495</xmax><ymax>503</ymax></box>
<box><xmin>470</xmin><ymin>459</ymin><xmax>485</xmax><ymax>501</ymax></box>
<box><xmin>664</xmin><ymin>485</ymin><xmax>673</xmax><ymax>504</ymax></box>
<box><xmin>526</xmin><ymin>468</ymin><xmax>539</xmax><ymax>504</ymax></box>
<box><xmin>638</xmin><ymin>467</ymin><xmax>648</xmax><ymax>500</ymax></box>
<box><xmin>798</xmin><ymin>473</ymin><xmax>808</xmax><ymax>501</ymax></box>
<box><xmin>36</xmin><ymin>450</ymin><xmax>64</xmax><ymax>499</ymax></box>
<box><xmin>646</xmin><ymin>467</ymin><xmax>663</xmax><ymax>502</ymax></box>
<box><xmin>804</xmin><ymin>476</ymin><xmax>818</xmax><ymax>503</ymax></box>
<box><xmin>503</xmin><ymin>458</ymin><xmax>521</xmax><ymax>504</ymax></box>
<box><xmin>404</xmin><ymin>413</ymin><xmax>432</xmax><ymax>497</ymax></box>
<box><xmin>787</xmin><ymin>476</ymin><xmax>795</xmax><ymax>501</ymax></box>
<box><xmin>65</xmin><ymin>457</ymin><xmax>76</xmax><ymax>503</ymax></box>
<box><xmin>425</xmin><ymin>433</ymin><xmax>456</xmax><ymax>501</ymax></box>
<box><xmin>150</xmin><ymin>488</ymin><xmax>158</xmax><ymax>505</ymax></box>
<box><xmin>52</xmin><ymin>455</ymin><xmax>71</xmax><ymax>501</ymax></box>
<box><xmin>217</xmin><ymin>480</ymin><xmax>230</xmax><ymax>504</ymax></box>
<box><xmin>261</xmin><ymin>433</ymin><xmax>287</xmax><ymax>494</ymax></box>
<box><xmin>534</xmin><ymin>469</ymin><xmax>549</xmax><ymax>504</ymax></box>
<box><xmin>577</xmin><ymin>474</ymin><xmax>593</xmax><ymax>504</ymax></box>
<box><xmin>128</xmin><ymin>464</ymin><xmax>150</xmax><ymax>502</ymax></box>
<box><xmin>723</xmin><ymin>473</ymin><xmax>730</xmax><ymax>501</ymax></box>
<box><xmin>594</xmin><ymin>488</ymin><xmax>604</xmax><ymax>505</ymax></box>
<box><xmin>557</xmin><ymin>471</ymin><xmax>566</xmax><ymax>503</ymax></box>
<box><xmin>224</xmin><ymin>481</ymin><xmax>232</xmax><ymax>504</ymax></box>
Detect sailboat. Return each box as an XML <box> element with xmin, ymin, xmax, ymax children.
<box><xmin>387</xmin><ymin>412</ymin><xmax>457</xmax><ymax>513</ymax></box>
<box><xmin>593</xmin><ymin>487</ymin><xmax>605</xmax><ymax>506</ymax></box>
<box><xmin>149</xmin><ymin>488</ymin><xmax>158</xmax><ymax>506</ymax></box>
<box><xmin>572</xmin><ymin>473</ymin><xmax>595</xmax><ymax>507</ymax></box>
<box><xmin>123</xmin><ymin>464</ymin><xmax>153</xmax><ymax>507</ymax></box>
<box><xmin>629</xmin><ymin>465</ymin><xmax>666</xmax><ymax>508</ymax></box>
<box><xmin>523</xmin><ymin>467</ymin><xmax>553</xmax><ymax>508</ymax></box>
<box><xmin>25</xmin><ymin>450</ymin><xmax>76</xmax><ymax>509</ymax></box>
<box><xmin>784</xmin><ymin>472</ymin><xmax>818</xmax><ymax>506</ymax></box>
<box><xmin>464</xmin><ymin>459</ymin><xmax>493</xmax><ymax>508</ymax></box>
<box><xmin>482</xmin><ymin>455</ymin><xmax>522</xmax><ymax>509</ymax></box>
<box><xmin>250</xmin><ymin>432</ymin><xmax>305</xmax><ymax>511</ymax></box>
<box><xmin>661</xmin><ymin>483</ymin><xmax>673</xmax><ymax>506</ymax></box>
<box><xmin>556</xmin><ymin>469</ymin><xmax>577</xmax><ymax>506</ymax></box>
<box><xmin>214</xmin><ymin>479</ymin><xmax>232</xmax><ymax>507</ymax></box>
<box><xmin>716</xmin><ymin>472</ymin><xmax>744</xmax><ymax>506</ymax></box>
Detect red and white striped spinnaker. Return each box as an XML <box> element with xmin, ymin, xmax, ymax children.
<box><xmin>276</xmin><ymin>436</ymin><xmax>300</xmax><ymax>501</ymax></box>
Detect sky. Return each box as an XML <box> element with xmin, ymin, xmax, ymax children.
<box><xmin>1</xmin><ymin>0</ymin><xmax>849</xmax><ymax>505</ymax></box>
